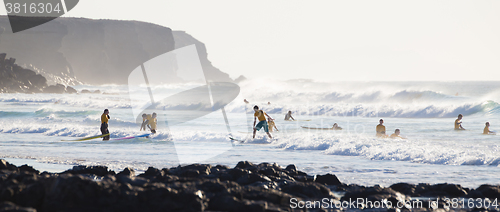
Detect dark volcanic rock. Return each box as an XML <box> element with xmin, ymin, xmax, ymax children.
<box><xmin>0</xmin><ymin>201</ymin><xmax>36</xmax><ymax>212</ymax></box>
<box><xmin>476</xmin><ymin>184</ymin><xmax>500</xmax><ymax>199</ymax></box>
<box><xmin>43</xmin><ymin>83</ymin><xmax>66</xmax><ymax>94</ymax></box>
<box><xmin>342</xmin><ymin>185</ymin><xmax>410</xmax><ymax>209</ymax></box>
<box><xmin>1</xmin><ymin>159</ymin><xmax>497</xmax><ymax>211</ymax></box>
<box><xmin>66</xmin><ymin>86</ymin><xmax>77</xmax><ymax>94</ymax></box>
<box><xmin>62</xmin><ymin>165</ymin><xmax>115</xmax><ymax>176</ymax></box>
<box><xmin>315</xmin><ymin>173</ymin><xmax>342</xmax><ymax>186</ymax></box>
<box><xmin>117</xmin><ymin>167</ymin><xmax>136</xmax><ymax>177</ymax></box>
<box><xmin>0</xmin><ymin>159</ymin><xmax>19</xmax><ymax>171</ymax></box>
<box><xmin>391</xmin><ymin>183</ymin><xmax>468</xmax><ymax>198</ymax></box>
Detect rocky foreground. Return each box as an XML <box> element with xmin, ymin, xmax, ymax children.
<box><xmin>1</xmin><ymin>159</ymin><xmax>499</xmax><ymax>212</ymax></box>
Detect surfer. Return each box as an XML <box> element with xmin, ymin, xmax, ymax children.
<box><xmin>149</xmin><ymin>113</ymin><xmax>157</xmax><ymax>134</ymax></box>
<box><xmin>285</xmin><ymin>111</ymin><xmax>295</xmax><ymax>121</ymax></box>
<box><xmin>483</xmin><ymin>122</ymin><xmax>495</xmax><ymax>135</ymax></box>
<box><xmin>390</xmin><ymin>129</ymin><xmax>405</xmax><ymax>139</ymax></box>
<box><xmin>101</xmin><ymin>109</ymin><xmax>110</xmax><ymax>140</ymax></box>
<box><xmin>376</xmin><ymin>119</ymin><xmax>387</xmax><ymax>137</ymax></box>
<box><xmin>455</xmin><ymin>114</ymin><xmax>465</xmax><ymax>130</ymax></box>
<box><xmin>268</xmin><ymin>117</ymin><xmax>279</xmax><ymax>132</ymax></box>
<box><xmin>253</xmin><ymin>105</ymin><xmax>273</xmax><ymax>139</ymax></box>
<box><xmin>332</xmin><ymin>123</ymin><xmax>342</xmax><ymax>130</ymax></box>
<box><xmin>140</xmin><ymin>113</ymin><xmax>157</xmax><ymax>134</ymax></box>
<box><xmin>140</xmin><ymin>114</ymin><xmax>148</xmax><ymax>131</ymax></box>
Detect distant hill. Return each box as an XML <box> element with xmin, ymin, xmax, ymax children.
<box><xmin>0</xmin><ymin>16</ymin><xmax>233</xmax><ymax>85</ymax></box>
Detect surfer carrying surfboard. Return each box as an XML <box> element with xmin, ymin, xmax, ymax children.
<box><xmin>455</xmin><ymin>114</ymin><xmax>465</xmax><ymax>130</ymax></box>
<box><xmin>101</xmin><ymin>109</ymin><xmax>110</xmax><ymax>140</ymax></box>
<box><xmin>284</xmin><ymin>111</ymin><xmax>295</xmax><ymax>121</ymax></box>
<box><xmin>253</xmin><ymin>105</ymin><xmax>273</xmax><ymax>139</ymax></box>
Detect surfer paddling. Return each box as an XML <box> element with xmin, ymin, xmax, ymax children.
<box><xmin>483</xmin><ymin>122</ymin><xmax>496</xmax><ymax>135</ymax></box>
<box><xmin>253</xmin><ymin>105</ymin><xmax>273</xmax><ymax>139</ymax></box>
<box><xmin>455</xmin><ymin>114</ymin><xmax>465</xmax><ymax>130</ymax></box>
<box><xmin>390</xmin><ymin>129</ymin><xmax>405</xmax><ymax>139</ymax></box>
<box><xmin>140</xmin><ymin>112</ymin><xmax>157</xmax><ymax>134</ymax></box>
<box><xmin>101</xmin><ymin>109</ymin><xmax>110</xmax><ymax>140</ymax></box>
<box><xmin>284</xmin><ymin>111</ymin><xmax>295</xmax><ymax>121</ymax></box>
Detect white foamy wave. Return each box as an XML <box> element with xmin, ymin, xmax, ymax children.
<box><xmin>225</xmin><ymin>100</ymin><xmax>500</xmax><ymax>118</ymax></box>
<box><xmin>272</xmin><ymin>133</ymin><xmax>500</xmax><ymax>166</ymax></box>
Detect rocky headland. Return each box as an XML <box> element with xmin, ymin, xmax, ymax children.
<box><xmin>1</xmin><ymin>159</ymin><xmax>499</xmax><ymax>211</ymax></box>
<box><xmin>0</xmin><ymin>53</ymin><xmax>76</xmax><ymax>94</ymax></box>
<box><xmin>0</xmin><ymin>16</ymin><xmax>237</xmax><ymax>86</ymax></box>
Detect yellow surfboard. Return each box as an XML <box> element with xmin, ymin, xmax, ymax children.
<box><xmin>61</xmin><ymin>133</ymin><xmax>110</xmax><ymax>141</ymax></box>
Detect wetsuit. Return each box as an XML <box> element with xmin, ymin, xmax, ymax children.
<box><xmin>101</xmin><ymin>113</ymin><xmax>110</xmax><ymax>140</ymax></box>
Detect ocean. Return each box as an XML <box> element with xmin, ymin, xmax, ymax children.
<box><xmin>1</xmin><ymin>80</ymin><xmax>499</xmax><ymax>188</ymax></box>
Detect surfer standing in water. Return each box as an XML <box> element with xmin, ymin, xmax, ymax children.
<box><xmin>253</xmin><ymin>105</ymin><xmax>273</xmax><ymax>139</ymax></box>
<box><xmin>284</xmin><ymin>111</ymin><xmax>295</xmax><ymax>121</ymax></box>
<box><xmin>376</xmin><ymin>119</ymin><xmax>387</xmax><ymax>137</ymax></box>
<box><xmin>101</xmin><ymin>109</ymin><xmax>110</xmax><ymax>140</ymax></box>
<box><xmin>455</xmin><ymin>114</ymin><xmax>465</xmax><ymax>130</ymax></box>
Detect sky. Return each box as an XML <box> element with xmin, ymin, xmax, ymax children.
<box><xmin>2</xmin><ymin>0</ymin><xmax>500</xmax><ymax>81</ymax></box>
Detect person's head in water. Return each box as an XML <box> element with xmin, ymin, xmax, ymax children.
<box><xmin>253</xmin><ymin>105</ymin><xmax>259</xmax><ymax>112</ymax></box>
<box><xmin>394</xmin><ymin>129</ymin><xmax>400</xmax><ymax>135</ymax></box>
<box><xmin>379</xmin><ymin>119</ymin><xmax>384</xmax><ymax>125</ymax></box>
<box><xmin>152</xmin><ymin>112</ymin><xmax>157</xmax><ymax>118</ymax></box>
<box><xmin>486</xmin><ymin>122</ymin><xmax>490</xmax><ymax>127</ymax></box>
<box><xmin>458</xmin><ymin>114</ymin><xmax>463</xmax><ymax>119</ymax></box>
<box><xmin>104</xmin><ymin>109</ymin><xmax>109</xmax><ymax>115</ymax></box>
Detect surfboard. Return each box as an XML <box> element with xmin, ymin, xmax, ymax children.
<box><xmin>301</xmin><ymin>126</ymin><xmax>342</xmax><ymax>130</ymax></box>
<box><xmin>61</xmin><ymin>133</ymin><xmax>110</xmax><ymax>141</ymax></box>
<box><xmin>109</xmin><ymin>133</ymin><xmax>151</xmax><ymax>141</ymax></box>
<box><xmin>230</xmin><ymin>137</ymin><xmax>276</xmax><ymax>144</ymax></box>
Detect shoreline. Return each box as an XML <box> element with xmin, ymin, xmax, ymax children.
<box><xmin>1</xmin><ymin>159</ymin><xmax>499</xmax><ymax>211</ymax></box>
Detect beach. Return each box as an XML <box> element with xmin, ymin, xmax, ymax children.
<box><xmin>1</xmin><ymin>80</ymin><xmax>500</xmax><ymax>211</ymax></box>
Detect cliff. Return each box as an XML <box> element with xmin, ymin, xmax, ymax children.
<box><xmin>0</xmin><ymin>16</ymin><xmax>233</xmax><ymax>85</ymax></box>
<box><xmin>0</xmin><ymin>53</ymin><xmax>76</xmax><ymax>93</ymax></box>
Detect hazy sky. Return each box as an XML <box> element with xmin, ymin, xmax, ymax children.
<box><xmin>2</xmin><ymin>1</ymin><xmax>500</xmax><ymax>81</ymax></box>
